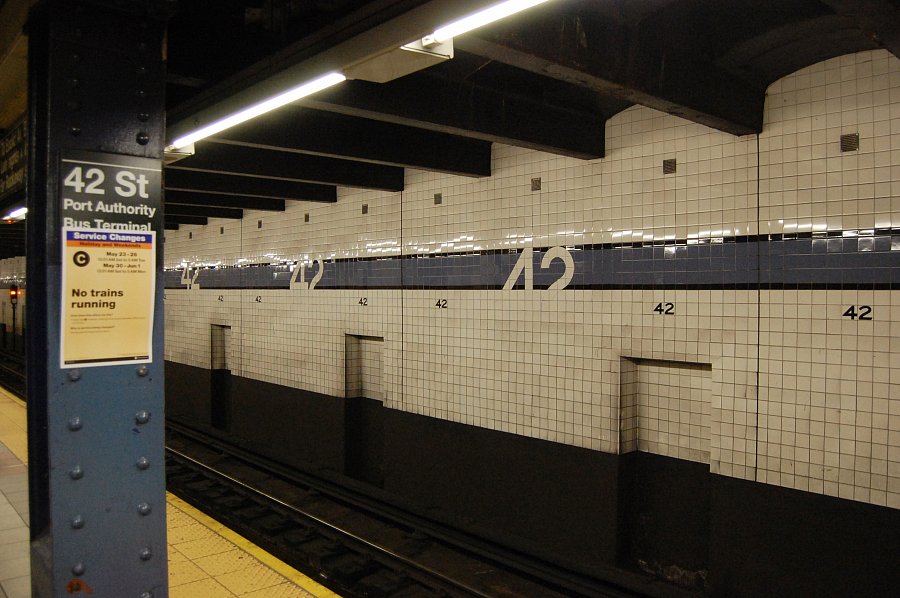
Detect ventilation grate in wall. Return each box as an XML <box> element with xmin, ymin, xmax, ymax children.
<box><xmin>531</xmin><ymin>177</ymin><xmax>541</xmax><ymax>191</ymax></box>
<box><xmin>362</xmin><ymin>204</ymin><xmax>368</xmax><ymax>214</ymax></box>
<box><xmin>662</xmin><ymin>159</ymin><xmax>677</xmax><ymax>174</ymax></box>
<box><xmin>434</xmin><ymin>193</ymin><xmax>442</xmax><ymax>205</ymax></box>
<box><xmin>840</xmin><ymin>133</ymin><xmax>859</xmax><ymax>152</ymax></box>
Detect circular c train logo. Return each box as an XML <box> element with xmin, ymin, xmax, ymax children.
<box><xmin>73</xmin><ymin>251</ymin><xmax>90</xmax><ymax>267</ymax></box>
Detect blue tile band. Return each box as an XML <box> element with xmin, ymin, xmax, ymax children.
<box><xmin>164</xmin><ymin>230</ymin><xmax>900</xmax><ymax>290</ymax></box>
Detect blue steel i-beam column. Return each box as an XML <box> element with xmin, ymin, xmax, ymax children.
<box><xmin>26</xmin><ymin>1</ymin><xmax>168</xmax><ymax>596</ymax></box>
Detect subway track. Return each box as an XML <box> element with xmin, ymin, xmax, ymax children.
<box><xmin>0</xmin><ymin>349</ymin><xmax>25</xmax><ymax>397</ymax></box>
<box><xmin>165</xmin><ymin>423</ymin><xmax>648</xmax><ymax>598</ymax></box>
<box><xmin>166</xmin><ymin>445</ymin><xmax>482</xmax><ymax>598</ymax></box>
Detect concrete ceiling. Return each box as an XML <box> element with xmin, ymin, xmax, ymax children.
<box><xmin>0</xmin><ymin>0</ymin><xmax>33</xmax><ymax>130</ymax></box>
<box><xmin>2</xmin><ymin>0</ymin><xmax>900</xmax><ymax>234</ymax></box>
<box><xmin>160</xmin><ymin>0</ymin><xmax>899</xmax><ymax>229</ymax></box>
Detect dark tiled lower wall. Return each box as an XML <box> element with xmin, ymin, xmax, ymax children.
<box><xmin>165</xmin><ymin>362</ymin><xmax>345</xmax><ymax>472</ymax></box>
<box><xmin>165</xmin><ymin>361</ymin><xmax>900</xmax><ymax>597</ymax></box>
<box><xmin>709</xmin><ymin>476</ymin><xmax>900</xmax><ymax>598</ymax></box>
<box><xmin>619</xmin><ymin>452</ymin><xmax>712</xmax><ymax>581</ymax></box>
<box><xmin>382</xmin><ymin>408</ymin><xmax>622</xmax><ymax>570</ymax></box>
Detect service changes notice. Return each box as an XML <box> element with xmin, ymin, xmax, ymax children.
<box><xmin>59</xmin><ymin>151</ymin><xmax>160</xmax><ymax>368</ymax></box>
<box><xmin>61</xmin><ymin>229</ymin><xmax>155</xmax><ymax>366</ymax></box>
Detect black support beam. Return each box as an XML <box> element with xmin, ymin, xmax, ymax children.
<box><xmin>0</xmin><ymin>221</ymin><xmax>25</xmax><ymax>258</ymax></box>
<box><xmin>455</xmin><ymin>14</ymin><xmax>765</xmax><ymax>136</ymax></box>
<box><xmin>26</xmin><ymin>2</ymin><xmax>169</xmax><ymax>594</ymax></box>
<box><xmin>165</xmin><ymin>168</ymin><xmax>336</xmax><ymax>202</ymax></box>
<box><xmin>819</xmin><ymin>0</ymin><xmax>900</xmax><ymax>60</ymax></box>
<box><xmin>211</xmin><ymin>107</ymin><xmax>492</xmax><ymax>178</ymax></box>
<box><xmin>165</xmin><ymin>190</ymin><xmax>285</xmax><ymax>212</ymax></box>
<box><xmin>164</xmin><ymin>222</ymin><xmax>179</xmax><ymax>230</ymax></box>
<box><xmin>302</xmin><ymin>76</ymin><xmax>608</xmax><ymax>159</ymax></box>
<box><xmin>165</xmin><ymin>204</ymin><xmax>243</xmax><ymax>220</ymax></box>
<box><xmin>165</xmin><ymin>215</ymin><xmax>207</xmax><ymax>226</ymax></box>
<box><xmin>174</xmin><ymin>142</ymin><xmax>404</xmax><ymax>192</ymax></box>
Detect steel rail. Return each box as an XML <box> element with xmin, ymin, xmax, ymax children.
<box><xmin>166</xmin><ymin>444</ymin><xmax>495</xmax><ymax>598</ymax></box>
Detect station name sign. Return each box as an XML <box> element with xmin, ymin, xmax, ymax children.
<box><xmin>59</xmin><ymin>151</ymin><xmax>161</xmax><ymax>368</ymax></box>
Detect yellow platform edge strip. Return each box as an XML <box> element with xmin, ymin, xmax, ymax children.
<box><xmin>0</xmin><ymin>385</ymin><xmax>28</xmax><ymax>464</ymax></box>
<box><xmin>167</xmin><ymin>493</ymin><xmax>341</xmax><ymax>597</ymax></box>
<box><xmin>0</xmin><ymin>385</ymin><xmax>26</xmax><ymax>408</ymax></box>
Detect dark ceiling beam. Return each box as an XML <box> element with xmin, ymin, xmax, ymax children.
<box><xmin>454</xmin><ymin>15</ymin><xmax>765</xmax><ymax>136</ymax></box>
<box><xmin>165</xmin><ymin>190</ymin><xmax>285</xmax><ymax>212</ymax></box>
<box><xmin>302</xmin><ymin>76</ymin><xmax>607</xmax><ymax>159</ymax></box>
<box><xmin>165</xmin><ymin>215</ymin><xmax>207</xmax><ymax>226</ymax></box>
<box><xmin>166</xmin><ymin>73</ymin><xmax>207</xmax><ymax>88</ymax></box>
<box><xmin>165</xmin><ymin>205</ymin><xmax>243</xmax><ymax>220</ymax></box>
<box><xmin>818</xmin><ymin>0</ymin><xmax>900</xmax><ymax>60</ymax></box>
<box><xmin>175</xmin><ymin>142</ymin><xmax>404</xmax><ymax>192</ymax></box>
<box><xmin>0</xmin><ymin>223</ymin><xmax>26</xmax><ymax>244</ymax></box>
<box><xmin>211</xmin><ymin>107</ymin><xmax>492</xmax><ymax>178</ymax></box>
<box><xmin>164</xmin><ymin>222</ymin><xmax>180</xmax><ymax>230</ymax></box>
<box><xmin>165</xmin><ymin>169</ymin><xmax>336</xmax><ymax>202</ymax></box>
<box><xmin>166</xmin><ymin>0</ymin><xmax>497</xmax><ymax>137</ymax></box>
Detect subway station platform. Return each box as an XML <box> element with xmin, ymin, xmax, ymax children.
<box><xmin>0</xmin><ymin>387</ymin><xmax>340</xmax><ymax>598</ymax></box>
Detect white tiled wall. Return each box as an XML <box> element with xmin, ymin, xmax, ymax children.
<box><xmin>164</xmin><ymin>49</ymin><xmax>900</xmax><ymax>509</ymax></box>
<box><xmin>346</xmin><ymin>334</ymin><xmax>385</xmax><ymax>401</ymax></box>
<box><xmin>621</xmin><ymin>358</ymin><xmax>712</xmax><ymax>464</ymax></box>
<box><xmin>210</xmin><ymin>323</ymin><xmax>231</xmax><ymax>370</ymax></box>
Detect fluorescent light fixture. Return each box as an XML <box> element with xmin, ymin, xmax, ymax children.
<box><xmin>3</xmin><ymin>207</ymin><xmax>27</xmax><ymax>221</ymax></box>
<box><xmin>423</xmin><ymin>0</ymin><xmax>554</xmax><ymax>45</ymax></box>
<box><xmin>166</xmin><ymin>72</ymin><xmax>346</xmax><ymax>151</ymax></box>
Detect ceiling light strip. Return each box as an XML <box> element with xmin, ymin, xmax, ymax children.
<box><xmin>424</xmin><ymin>0</ymin><xmax>553</xmax><ymax>45</ymax></box>
<box><xmin>166</xmin><ymin>1</ymin><xmax>555</xmax><ymax>152</ymax></box>
<box><xmin>166</xmin><ymin>72</ymin><xmax>346</xmax><ymax>151</ymax></box>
